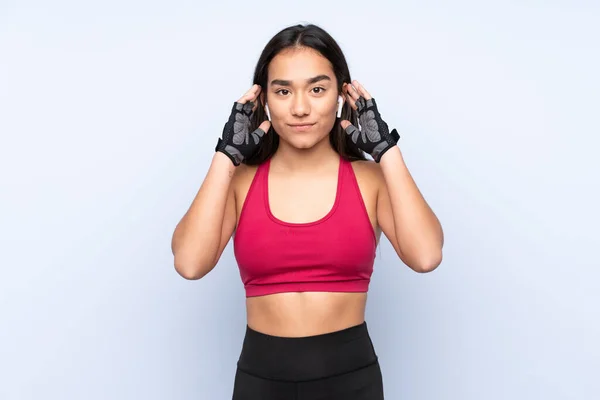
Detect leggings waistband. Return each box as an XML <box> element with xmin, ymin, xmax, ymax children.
<box><xmin>236</xmin><ymin>321</ymin><xmax>378</xmax><ymax>382</ymax></box>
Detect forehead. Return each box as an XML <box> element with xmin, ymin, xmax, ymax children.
<box><xmin>268</xmin><ymin>47</ymin><xmax>334</xmax><ymax>83</ymax></box>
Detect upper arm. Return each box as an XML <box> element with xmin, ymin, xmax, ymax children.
<box><xmin>211</xmin><ymin>171</ymin><xmax>238</xmax><ymax>266</ymax></box>
<box><xmin>352</xmin><ymin>160</ymin><xmax>403</xmax><ymax>261</ymax></box>
<box><xmin>375</xmin><ymin>166</ymin><xmax>407</xmax><ymax>263</ymax></box>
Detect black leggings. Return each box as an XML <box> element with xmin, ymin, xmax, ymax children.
<box><xmin>232</xmin><ymin>321</ymin><xmax>384</xmax><ymax>399</ymax></box>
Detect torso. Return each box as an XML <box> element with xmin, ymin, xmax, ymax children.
<box><xmin>233</xmin><ymin>157</ymin><xmax>382</xmax><ymax>337</ymax></box>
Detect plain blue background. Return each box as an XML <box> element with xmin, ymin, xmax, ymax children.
<box><xmin>1</xmin><ymin>1</ymin><xmax>599</xmax><ymax>399</ymax></box>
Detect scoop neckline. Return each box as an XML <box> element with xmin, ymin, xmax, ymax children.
<box><xmin>264</xmin><ymin>157</ymin><xmax>343</xmax><ymax>227</ymax></box>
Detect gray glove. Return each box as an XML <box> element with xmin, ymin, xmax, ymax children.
<box><xmin>215</xmin><ymin>101</ymin><xmax>267</xmax><ymax>166</ymax></box>
<box><xmin>344</xmin><ymin>97</ymin><xmax>400</xmax><ymax>162</ymax></box>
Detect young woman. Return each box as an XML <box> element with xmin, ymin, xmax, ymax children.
<box><xmin>171</xmin><ymin>23</ymin><xmax>444</xmax><ymax>400</ymax></box>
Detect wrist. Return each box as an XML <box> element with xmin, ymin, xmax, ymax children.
<box><xmin>377</xmin><ymin>144</ymin><xmax>402</xmax><ymax>165</ymax></box>
<box><xmin>214</xmin><ymin>150</ymin><xmax>240</xmax><ymax>171</ymax></box>
<box><xmin>215</xmin><ymin>136</ymin><xmax>244</xmax><ymax>166</ymax></box>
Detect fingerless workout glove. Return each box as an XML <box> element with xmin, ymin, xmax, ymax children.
<box><xmin>344</xmin><ymin>97</ymin><xmax>400</xmax><ymax>162</ymax></box>
<box><xmin>215</xmin><ymin>101</ymin><xmax>266</xmax><ymax>166</ymax></box>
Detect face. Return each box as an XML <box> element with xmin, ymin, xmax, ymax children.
<box><xmin>264</xmin><ymin>47</ymin><xmax>341</xmax><ymax>150</ymax></box>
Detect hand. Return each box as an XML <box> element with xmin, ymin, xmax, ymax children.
<box><xmin>341</xmin><ymin>80</ymin><xmax>400</xmax><ymax>163</ymax></box>
<box><xmin>215</xmin><ymin>84</ymin><xmax>271</xmax><ymax>166</ymax></box>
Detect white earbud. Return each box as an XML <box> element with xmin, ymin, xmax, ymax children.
<box><xmin>336</xmin><ymin>95</ymin><xmax>344</xmax><ymax>118</ymax></box>
<box><xmin>264</xmin><ymin>103</ymin><xmax>271</xmax><ymax>121</ymax></box>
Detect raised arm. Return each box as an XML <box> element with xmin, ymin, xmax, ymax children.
<box><xmin>171</xmin><ymin>153</ymin><xmax>238</xmax><ymax>279</ymax></box>
<box><xmin>171</xmin><ymin>84</ymin><xmax>270</xmax><ymax>279</ymax></box>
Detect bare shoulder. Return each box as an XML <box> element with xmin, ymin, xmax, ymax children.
<box><xmin>231</xmin><ymin>163</ymin><xmax>260</xmax><ymax>218</ymax></box>
<box><xmin>350</xmin><ymin>159</ymin><xmax>384</xmax><ymax>189</ymax></box>
<box><xmin>347</xmin><ymin>159</ymin><xmax>383</xmax><ymax>237</ymax></box>
<box><xmin>231</xmin><ymin>163</ymin><xmax>259</xmax><ymax>189</ymax></box>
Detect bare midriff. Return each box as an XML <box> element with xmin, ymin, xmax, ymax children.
<box><xmin>245</xmin><ymin>291</ymin><xmax>368</xmax><ymax>337</ymax></box>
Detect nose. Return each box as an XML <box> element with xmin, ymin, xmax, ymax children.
<box><xmin>290</xmin><ymin>93</ymin><xmax>310</xmax><ymax>117</ymax></box>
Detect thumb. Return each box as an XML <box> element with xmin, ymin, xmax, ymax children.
<box><xmin>258</xmin><ymin>120</ymin><xmax>271</xmax><ymax>134</ymax></box>
<box><xmin>339</xmin><ymin>119</ymin><xmax>353</xmax><ymax>131</ymax></box>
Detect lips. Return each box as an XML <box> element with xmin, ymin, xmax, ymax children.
<box><xmin>288</xmin><ymin>123</ymin><xmax>315</xmax><ymax>132</ymax></box>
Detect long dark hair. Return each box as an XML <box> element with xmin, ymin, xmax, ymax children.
<box><xmin>244</xmin><ymin>23</ymin><xmax>366</xmax><ymax>165</ymax></box>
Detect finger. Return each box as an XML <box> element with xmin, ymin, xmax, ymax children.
<box><xmin>346</xmin><ymin>82</ymin><xmax>360</xmax><ymax>101</ymax></box>
<box><xmin>339</xmin><ymin>119</ymin><xmax>352</xmax><ymax>130</ymax></box>
<box><xmin>342</xmin><ymin>84</ymin><xmax>356</xmax><ymax>110</ymax></box>
<box><xmin>344</xmin><ymin>92</ymin><xmax>358</xmax><ymax>111</ymax></box>
<box><xmin>342</xmin><ymin>122</ymin><xmax>361</xmax><ymax>139</ymax></box>
<box><xmin>249</xmin><ymin>86</ymin><xmax>263</xmax><ymax>113</ymax></box>
<box><xmin>258</xmin><ymin>120</ymin><xmax>271</xmax><ymax>133</ymax></box>
<box><xmin>237</xmin><ymin>84</ymin><xmax>261</xmax><ymax>104</ymax></box>
<box><xmin>352</xmin><ymin>80</ymin><xmax>372</xmax><ymax>100</ymax></box>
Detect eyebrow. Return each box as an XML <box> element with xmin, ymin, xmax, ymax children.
<box><xmin>270</xmin><ymin>74</ymin><xmax>332</xmax><ymax>87</ymax></box>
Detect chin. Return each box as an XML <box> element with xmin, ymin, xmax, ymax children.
<box><xmin>282</xmin><ymin>133</ymin><xmax>325</xmax><ymax>150</ymax></box>
<box><xmin>291</xmin><ymin>137</ymin><xmax>320</xmax><ymax>149</ymax></box>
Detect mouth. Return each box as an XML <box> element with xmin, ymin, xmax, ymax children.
<box><xmin>287</xmin><ymin>123</ymin><xmax>316</xmax><ymax>132</ymax></box>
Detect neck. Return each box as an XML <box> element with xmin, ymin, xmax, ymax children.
<box><xmin>270</xmin><ymin>136</ymin><xmax>340</xmax><ymax>173</ymax></box>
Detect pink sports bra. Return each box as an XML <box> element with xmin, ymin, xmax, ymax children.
<box><xmin>233</xmin><ymin>157</ymin><xmax>377</xmax><ymax>297</ymax></box>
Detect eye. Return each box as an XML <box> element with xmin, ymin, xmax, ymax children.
<box><xmin>312</xmin><ymin>87</ymin><xmax>326</xmax><ymax>94</ymax></box>
<box><xmin>275</xmin><ymin>89</ymin><xmax>290</xmax><ymax>96</ymax></box>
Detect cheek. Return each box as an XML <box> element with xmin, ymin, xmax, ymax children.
<box><xmin>317</xmin><ymin>102</ymin><xmax>338</xmax><ymax>128</ymax></box>
<box><xmin>320</xmin><ymin>96</ymin><xmax>338</xmax><ymax>114</ymax></box>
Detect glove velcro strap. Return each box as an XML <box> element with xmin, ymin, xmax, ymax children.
<box><xmin>373</xmin><ymin>129</ymin><xmax>400</xmax><ymax>163</ymax></box>
<box><xmin>215</xmin><ymin>138</ymin><xmax>241</xmax><ymax>166</ymax></box>
<box><xmin>389</xmin><ymin>128</ymin><xmax>400</xmax><ymax>143</ymax></box>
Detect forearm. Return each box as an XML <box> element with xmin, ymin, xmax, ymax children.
<box><xmin>171</xmin><ymin>152</ymin><xmax>235</xmax><ymax>274</ymax></box>
<box><xmin>379</xmin><ymin>146</ymin><xmax>444</xmax><ymax>270</ymax></box>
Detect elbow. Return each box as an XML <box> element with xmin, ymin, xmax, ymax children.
<box><xmin>412</xmin><ymin>251</ymin><xmax>443</xmax><ymax>274</ymax></box>
<box><xmin>173</xmin><ymin>256</ymin><xmax>214</xmax><ymax>280</ymax></box>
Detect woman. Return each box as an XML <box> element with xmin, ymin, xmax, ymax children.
<box><xmin>171</xmin><ymin>23</ymin><xmax>444</xmax><ymax>399</ymax></box>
